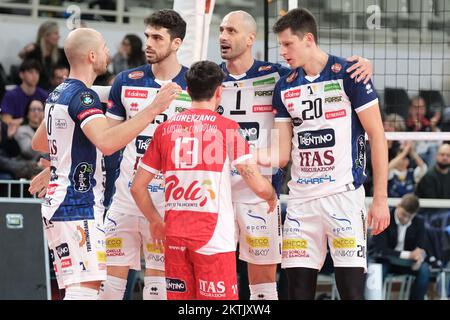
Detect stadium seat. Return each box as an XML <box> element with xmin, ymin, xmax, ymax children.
<box><xmin>384</xmin><ymin>87</ymin><xmax>410</xmax><ymax>120</ymax></box>
<box><xmin>383</xmin><ymin>274</ymin><xmax>415</xmax><ymax>300</ymax></box>
<box><xmin>419</xmin><ymin>89</ymin><xmax>446</xmax><ymax>117</ymax></box>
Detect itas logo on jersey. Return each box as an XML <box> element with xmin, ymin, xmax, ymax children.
<box><xmin>198</xmin><ymin>279</ymin><xmax>226</xmax><ymax>298</ymax></box>
<box><xmin>136</xmin><ymin>135</ymin><xmax>152</xmax><ymax>154</ymax></box>
<box><xmin>125</xmin><ymin>89</ymin><xmax>148</xmax><ymax>99</ymax></box>
<box><xmin>298</xmin><ymin>150</ymin><xmax>335</xmax><ymax>167</ymax></box>
<box><xmin>297</xmin><ymin>129</ymin><xmax>335</xmax><ymax>149</ymax></box>
<box><xmin>284</xmin><ymin>89</ymin><xmax>301</xmax><ymax>100</ymax></box>
<box><xmin>73</xmin><ymin>162</ymin><xmax>93</xmax><ymax>193</ymax></box>
<box><xmin>238</xmin><ymin>122</ymin><xmax>259</xmax><ymax>143</ymax></box>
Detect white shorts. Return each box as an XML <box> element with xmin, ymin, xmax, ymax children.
<box><xmin>234</xmin><ymin>201</ymin><xmax>282</xmax><ymax>265</ymax></box>
<box><xmin>44</xmin><ymin>212</ymin><xmax>106</xmax><ymax>289</ymax></box>
<box><xmin>104</xmin><ymin>210</ymin><xmax>164</xmax><ymax>271</ymax></box>
<box><xmin>281</xmin><ymin>187</ymin><xmax>367</xmax><ymax>271</ymax></box>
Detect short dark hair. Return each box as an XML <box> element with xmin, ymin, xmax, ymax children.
<box><xmin>185</xmin><ymin>61</ymin><xmax>225</xmax><ymax>102</ymax></box>
<box><xmin>144</xmin><ymin>9</ymin><xmax>186</xmax><ymax>41</ymax></box>
<box><xmin>399</xmin><ymin>194</ymin><xmax>420</xmax><ymax>214</ymax></box>
<box><xmin>273</xmin><ymin>8</ymin><xmax>318</xmax><ymax>43</ymax></box>
<box><xmin>19</xmin><ymin>59</ymin><xmax>41</xmax><ymax>74</ymax></box>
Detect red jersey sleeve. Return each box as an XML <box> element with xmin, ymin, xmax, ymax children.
<box><xmin>140</xmin><ymin>125</ymin><xmax>162</xmax><ymax>174</ymax></box>
<box><xmin>225</xmin><ymin>119</ymin><xmax>252</xmax><ymax>166</ymax></box>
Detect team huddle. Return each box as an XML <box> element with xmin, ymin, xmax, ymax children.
<box><xmin>30</xmin><ymin>8</ymin><xmax>390</xmax><ymax>300</ymax></box>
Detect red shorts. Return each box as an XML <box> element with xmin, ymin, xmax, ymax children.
<box><xmin>165</xmin><ymin>237</ymin><xmax>238</xmax><ymax>300</ymax></box>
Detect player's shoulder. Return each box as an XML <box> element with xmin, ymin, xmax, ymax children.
<box><xmin>325</xmin><ymin>55</ymin><xmax>351</xmax><ymax>80</ymax></box>
<box><xmin>48</xmin><ymin>79</ymin><xmax>95</xmax><ymax>106</ymax></box>
<box><xmin>115</xmin><ymin>64</ymin><xmax>150</xmax><ymax>86</ymax></box>
<box><xmin>248</xmin><ymin>60</ymin><xmax>288</xmax><ymax>77</ymax></box>
<box><xmin>172</xmin><ymin>65</ymin><xmax>189</xmax><ymax>87</ymax></box>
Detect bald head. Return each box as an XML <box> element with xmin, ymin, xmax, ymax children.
<box><xmin>223</xmin><ymin>11</ymin><xmax>257</xmax><ymax>35</ymax></box>
<box><xmin>64</xmin><ymin>28</ymin><xmax>104</xmax><ymax>64</ymax></box>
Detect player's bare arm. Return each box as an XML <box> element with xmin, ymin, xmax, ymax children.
<box><xmin>235</xmin><ymin>160</ymin><xmax>277</xmax><ymax>213</ymax></box>
<box><xmin>83</xmin><ymin>82</ymin><xmax>181</xmax><ymax>155</ymax></box>
<box><xmin>28</xmin><ymin>167</ymin><xmax>50</xmax><ymax>197</ymax></box>
<box><xmin>130</xmin><ymin>167</ymin><xmax>165</xmax><ymax>242</ymax></box>
<box><xmin>255</xmin><ymin>121</ymin><xmax>293</xmax><ymax>168</ymax></box>
<box><xmin>31</xmin><ymin>121</ymin><xmax>50</xmax><ymax>153</ymax></box>
<box><xmin>358</xmin><ymin>103</ymin><xmax>390</xmax><ymax>235</ymax></box>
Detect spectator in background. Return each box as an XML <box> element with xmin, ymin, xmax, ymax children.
<box><xmin>0</xmin><ymin>60</ymin><xmax>48</xmax><ymax>136</ymax></box>
<box><xmin>14</xmin><ymin>99</ymin><xmax>44</xmax><ymax>161</ymax></box>
<box><xmin>406</xmin><ymin>96</ymin><xmax>441</xmax><ymax>167</ymax></box>
<box><xmin>383</xmin><ymin>113</ymin><xmax>406</xmax><ymax>161</ymax></box>
<box><xmin>48</xmin><ymin>64</ymin><xmax>69</xmax><ymax>92</ymax></box>
<box><xmin>19</xmin><ymin>21</ymin><xmax>69</xmax><ymax>90</ymax></box>
<box><xmin>369</xmin><ymin>194</ymin><xmax>430</xmax><ymax>300</ymax></box>
<box><xmin>388</xmin><ymin>141</ymin><xmax>427</xmax><ymax>198</ymax></box>
<box><xmin>0</xmin><ymin>119</ymin><xmax>40</xmax><ymax>180</ymax></box>
<box><xmin>416</xmin><ymin>143</ymin><xmax>450</xmax><ymax>199</ymax></box>
<box><xmin>112</xmin><ymin>34</ymin><xmax>146</xmax><ymax>74</ymax></box>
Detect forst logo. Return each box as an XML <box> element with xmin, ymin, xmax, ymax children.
<box><xmin>238</xmin><ymin>122</ymin><xmax>259</xmax><ymax>142</ymax></box>
<box><xmin>135</xmin><ymin>135</ymin><xmax>152</xmax><ymax>154</ymax></box>
<box><xmin>73</xmin><ymin>162</ymin><xmax>93</xmax><ymax>193</ymax></box>
<box><xmin>124</xmin><ymin>89</ymin><xmax>148</xmax><ymax>99</ymax></box>
<box><xmin>284</xmin><ymin>89</ymin><xmax>301</xmax><ymax>99</ymax></box>
<box><xmin>297</xmin><ymin>129</ymin><xmax>335</xmax><ymax>149</ymax></box>
<box><xmin>254</xmin><ymin>90</ymin><xmax>273</xmax><ymax>97</ymax></box>
<box><xmin>165</xmin><ymin>176</ymin><xmax>215</xmax><ymax>207</ymax></box>
<box><xmin>56</xmin><ymin>243</ymin><xmax>70</xmax><ymax>258</ymax></box>
<box><xmin>166</xmin><ymin>278</ymin><xmax>187</xmax><ymax>292</ymax></box>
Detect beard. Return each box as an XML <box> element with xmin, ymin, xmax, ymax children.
<box><xmin>436</xmin><ymin>162</ymin><xmax>450</xmax><ymax>170</ymax></box>
<box><xmin>146</xmin><ymin>47</ymin><xmax>172</xmax><ymax>64</ymax></box>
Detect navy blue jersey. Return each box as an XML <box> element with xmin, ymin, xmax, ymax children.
<box><xmin>43</xmin><ymin>79</ymin><xmax>106</xmax><ymax>221</ymax></box>
<box><xmin>273</xmin><ymin>55</ymin><xmax>379</xmax><ymax>203</ymax></box>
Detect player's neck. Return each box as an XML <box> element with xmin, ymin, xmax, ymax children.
<box><xmin>191</xmin><ymin>100</ymin><xmax>216</xmax><ymax>112</ymax></box>
<box><xmin>225</xmin><ymin>52</ymin><xmax>254</xmax><ymax>76</ymax></box>
<box><xmin>302</xmin><ymin>48</ymin><xmax>328</xmax><ymax>77</ymax></box>
<box><xmin>151</xmin><ymin>55</ymin><xmax>182</xmax><ymax>81</ymax></box>
<box><xmin>68</xmin><ymin>69</ymin><xmax>97</xmax><ymax>88</ymax></box>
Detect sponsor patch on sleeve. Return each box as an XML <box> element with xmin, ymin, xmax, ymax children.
<box><xmin>80</xmin><ymin>92</ymin><xmax>96</xmax><ymax>106</ymax></box>
<box><xmin>77</xmin><ymin>108</ymin><xmax>103</xmax><ymax>122</ymax></box>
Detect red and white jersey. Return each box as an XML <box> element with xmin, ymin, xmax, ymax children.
<box><xmin>106</xmin><ymin>65</ymin><xmax>190</xmax><ymax>216</ymax></box>
<box><xmin>140</xmin><ymin>108</ymin><xmax>252</xmax><ymax>254</ymax></box>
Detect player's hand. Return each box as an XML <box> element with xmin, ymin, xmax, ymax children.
<box><xmin>266</xmin><ymin>189</ymin><xmax>278</xmax><ymax>213</ymax></box>
<box><xmin>150</xmin><ymin>82</ymin><xmax>182</xmax><ymax>115</ymax></box>
<box><xmin>346</xmin><ymin>55</ymin><xmax>373</xmax><ymax>84</ymax></box>
<box><xmin>28</xmin><ymin>167</ymin><xmax>50</xmax><ymax>198</ymax></box>
<box><xmin>367</xmin><ymin>197</ymin><xmax>390</xmax><ymax>235</ymax></box>
<box><xmin>150</xmin><ymin>218</ymin><xmax>166</xmax><ymax>246</ymax></box>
